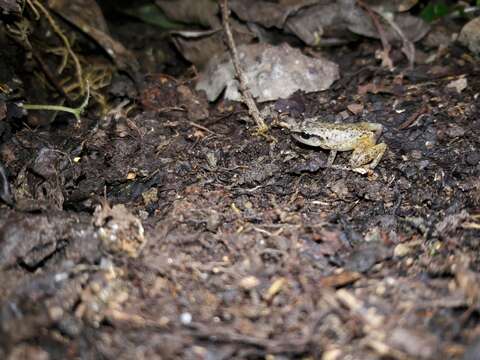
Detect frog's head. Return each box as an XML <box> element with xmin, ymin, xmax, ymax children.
<box><xmin>287</xmin><ymin>118</ymin><xmax>327</xmax><ymax>147</ymax></box>
<box><xmin>291</xmin><ymin>132</ymin><xmax>326</xmax><ymax>147</ymax></box>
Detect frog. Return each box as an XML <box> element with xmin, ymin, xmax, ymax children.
<box><xmin>282</xmin><ymin>117</ymin><xmax>387</xmax><ymax>170</ymax></box>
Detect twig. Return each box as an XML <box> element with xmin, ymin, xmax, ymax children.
<box><xmin>356</xmin><ymin>0</ymin><xmax>416</xmax><ymax>69</ymax></box>
<box><xmin>375</xmin><ymin>10</ymin><xmax>416</xmax><ymax>69</ymax></box>
<box><xmin>189</xmin><ymin>121</ymin><xmax>215</xmax><ymax>135</ymax></box>
<box><xmin>220</xmin><ymin>0</ymin><xmax>268</xmax><ymax>134</ymax></box>
<box><xmin>31</xmin><ymin>49</ymin><xmax>73</xmax><ymax>102</ymax></box>
<box><xmin>397</xmin><ymin>103</ymin><xmax>428</xmax><ymax>130</ymax></box>
<box><xmin>357</xmin><ymin>0</ymin><xmax>393</xmax><ymax>70</ymax></box>
<box><xmin>187</xmin><ymin>311</ymin><xmax>328</xmax><ymax>355</ymax></box>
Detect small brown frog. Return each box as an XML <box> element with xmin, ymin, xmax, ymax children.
<box><xmin>284</xmin><ymin>117</ymin><xmax>387</xmax><ymax>169</ymax></box>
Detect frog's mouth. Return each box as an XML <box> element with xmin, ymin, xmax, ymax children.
<box><xmin>292</xmin><ymin>133</ymin><xmax>324</xmax><ymax>147</ymax></box>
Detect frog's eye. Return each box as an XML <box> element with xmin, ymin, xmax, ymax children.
<box><xmin>300</xmin><ymin>133</ymin><xmax>311</xmax><ymax>140</ymax></box>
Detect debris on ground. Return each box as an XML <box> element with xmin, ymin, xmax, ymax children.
<box><xmin>0</xmin><ymin>1</ymin><xmax>480</xmax><ymax>359</ymax></box>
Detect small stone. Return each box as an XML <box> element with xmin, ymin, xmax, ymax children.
<box><xmin>347</xmin><ymin>103</ymin><xmax>364</xmax><ymax>114</ymax></box>
<box><xmin>48</xmin><ymin>306</ymin><xmax>64</xmax><ymax>321</ymax></box>
<box><xmin>394</xmin><ymin>243</ymin><xmax>414</xmax><ymax>258</ymax></box>
<box><xmin>322</xmin><ymin>348</ymin><xmax>342</xmax><ymax>360</ymax></box>
<box><xmin>365</xmin><ymin>227</ymin><xmax>382</xmax><ymax>243</ymax></box>
<box><xmin>205</xmin><ymin>151</ymin><xmax>217</xmax><ymax>169</ymax></box>
<box><xmin>180</xmin><ymin>312</ymin><xmax>192</xmax><ymax>325</ymax></box>
<box><xmin>330</xmin><ymin>179</ymin><xmax>349</xmax><ymax>198</ymax></box>
<box><xmin>339</xmin><ymin>110</ymin><xmax>350</xmax><ymax>120</ymax></box>
<box><xmin>375</xmin><ymin>284</ymin><xmax>387</xmax><ymax>296</ymax></box>
<box><xmin>388</xmin><ymin>327</ymin><xmax>438</xmax><ymax>358</ymax></box>
<box><xmin>446</xmin><ymin>124</ymin><xmax>465</xmax><ymax>138</ymax></box>
<box><xmin>466</xmin><ymin>152</ymin><xmax>480</xmax><ymax>166</ymax></box>
<box><xmin>446</xmin><ymin>77</ymin><xmax>467</xmax><ymax>93</ymax></box>
<box><xmin>418</xmin><ymin>160</ymin><xmax>430</xmax><ymax>170</ymax></box>
<box><xmin>411</xmin><ymin>150</ymin><xmax>422</xmax><ymax>159</ymax></box>
<box><xmin>239</xmin><ymin>276</ymin><xmax>260</xmax><ymax>290</ymax></box>
<box><xmin>206</xmin><ymin>211</ymin><xmax>220</xmax><ymax>232</ymax></box>
<box><xmin>142</xmin><ymin>187</ymin><xmax>158</xmax><ymax>206</ymax></box>
<box><xmin>459</xmin><ymin>17</ymin><xmax>480</xmax><ymax>55</ymax></box>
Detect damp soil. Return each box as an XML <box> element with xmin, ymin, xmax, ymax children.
<box><xmin>1</xmin><ymin>30</ymin><xmax>480</xmax><ymax>360</ymax></box>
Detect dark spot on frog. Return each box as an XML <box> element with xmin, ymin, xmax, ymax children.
<box><xmin>300</xmin><ymin>133</ymin><xmax>324</xmax><ymax>142</ymax></box>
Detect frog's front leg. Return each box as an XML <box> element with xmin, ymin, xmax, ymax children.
<box><xmin>327</xmin><ymin>150</ymin><xmax>337</xmax><ymax>167</ymax></box>
<box><xmin>350</xmin><ymin>143</ymin><xmax>387</xmax><ymax>169</ymax></box>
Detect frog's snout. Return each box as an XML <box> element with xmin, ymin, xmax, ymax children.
<box><xmin>292</xmin><ymin>133</ymin><xmax>322</xmax><ymax>147</ymax></box>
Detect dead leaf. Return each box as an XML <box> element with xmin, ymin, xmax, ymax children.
<box><xmin>0</xmin><ymin>0</ymin><xmax>22</xmax><ymax>16</ymax></box>
<box><xmin>230</xmin><ymin>0</ymin><xmax>318</xmax><ymax>29</ymax></box>
<box><xmin>446</xmin><ymin>77</ymin><xmax>468</xmax><ymax>94</ymax></box>
<box><xmin>171</xmin><ymin>21</ymin><xmax>254</xmax><ymax>69</ymax></box>
<box><xmin>48</xmin><ymin>0</ymin><xmax>139</xmax><ymax>72</ymax></box>
<box><xmin>319</xmin><ymin>271</ymin><xmax>361</xmax><ymax>288</ymax></box>
<box><xmin>347</xmin><ymin>103</ymin><xmax>364</xmax><ymax>114</ymax></box>
<box><xmin>156</xmin><ymin>0</ymin><xmax>220</xmax><ymax>28</ymax></box>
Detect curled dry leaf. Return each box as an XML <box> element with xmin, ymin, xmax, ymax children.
<box><xmin>231</xmin><ymin>0</ymin><xmax>428</xmax><ymax>47</ymax></box>
<box><xmin>48</xmin><ymin>0</ymin><xmax>139</xmax><ymax>72</ymax></box>
<box><xmin>0</xmin><ymin>0</ymin><xmax>22</xmax><ymax>16</ymax></box>
<box><xmin>171</xmin><ymin>20</ymin><xmax>254</xmax><ymax>69</ymax></box>
<box><xmin>156</xmin><ymin>0</ymin><xmax>220</xmax><ymax>28</ymax></box>
<box><xmin>230</xmin><ymin>0</ymin><xmax>318</xmax><ymax>29</ymax></box>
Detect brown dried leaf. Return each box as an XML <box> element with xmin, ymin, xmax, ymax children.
<box><xmin>48</xmin><ymin>0</ymin><xmax>139</xmax><ymax>72</ymax></box>
<box><xmin>0</xmin><ymin>0</ymin><xmax>22</xmax><ymax>16</ymax></box>
<box><xmin>319</xmin><ymin>271</ymin><xmax>361</xmax><ymax>288</ymax></box>
<box><xmin>156</xmin><ymin>0</ymin><xmax>220</xmax><ymax>28</ymax></box>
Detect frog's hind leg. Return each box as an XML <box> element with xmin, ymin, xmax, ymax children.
<box><xmin>327</xmin><ymin>150</ymin><xmax>337</xmax><ymax>167</ymax></box>
<box><xmin>368</xmin><ymin>143</ymin><xmax>387</xmax><ymax>169</ymax></box>
<box><xmin>350</xmin><ymin>143</ymin><xmax>387</xmax><ymax>169</ymax></box>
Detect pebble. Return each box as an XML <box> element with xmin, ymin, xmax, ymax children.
<box><xmin>466</xmin><ymin>152</ymin><xmax>480</xmax><ymax>166</ymax></box>
<box><xmin>459</xmin><ymin>16</ymin><xmax>480</xmax><ymax>55</ymax></box>
<box><xmin>394</xmin><ymin>243</ymin><xmax>414</xmax><ymax>258</ymax></box>
<box><xmin>180</xmin><ymin>312</ymin><xmax>192</xmax><ymax>325</ymax></box>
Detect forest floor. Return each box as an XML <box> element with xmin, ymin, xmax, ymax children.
<box><xmin>1</xmin><ymin>7</ymin><xmax>480</xmax><ymax>360</ymax></box>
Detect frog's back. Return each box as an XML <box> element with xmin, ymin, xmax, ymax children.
<box><xmin>325</xmin><ymin>121</ymin><xmax>382</xmax><ymax>132</ymax></box>
<box><xmin>301</xmin><ymin>121</ymin><xmax>376</xmax><ymax>151</ymax></box>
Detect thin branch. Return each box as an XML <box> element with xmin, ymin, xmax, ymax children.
<box><xmin>376</xmin><ymin>10</ymin><xmax>415</xmax><ymax>69</ymax></box>
<box><xmin>220</xmin><ymin>0</ymin><xmax>267</xmax><ymax>133</ymax></box>
<box><xmin>356</xmin><ymin>0</ymin><xmax>393</xmax><ymax>70</ymax></box>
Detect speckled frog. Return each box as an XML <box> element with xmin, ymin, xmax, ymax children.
<box><xmin>284</xmin><ymin>117</ymin><xmax>387</xmax><ymax>169</ymax></box>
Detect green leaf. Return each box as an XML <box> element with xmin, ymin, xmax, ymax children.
<box><xmin>420</xmin><ymin>2</ymin><xmax>451</xmax><ymax>22</ymax></box>
<box><xmin>121</xmin><ymin>4</ymin><xmax>185</xmax><ymax>30</ymax></box>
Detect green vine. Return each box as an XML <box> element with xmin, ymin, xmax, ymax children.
<box><xmin>22</xmin><ymin>81</ymin><xmax>90</xmax><ymax>122</ymax></box>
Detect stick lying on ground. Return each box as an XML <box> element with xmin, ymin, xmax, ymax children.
<box><xmin>220</xmin><ymin>0</ymin><xmax>268</xmax><ymax>134</ymax></box>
